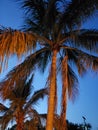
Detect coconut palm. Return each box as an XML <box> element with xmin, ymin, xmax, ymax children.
<box><xmin>0</xmin><ymin>1</ymin><xmax>98</xmax><ymax>130</ymax></box>
<box><xmin>0</xmin><ymin>75</ymin><xmax>48</xmax><ymax>130</ymax></box>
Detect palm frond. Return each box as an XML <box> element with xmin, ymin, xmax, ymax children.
<box><xmin>21</xmin><ymin>0</ymin><xmax>47</xmax><ymax>35</ymax></box>
<box><xmin>61</xmin><ymin>46</ymin><xmax>98</xmax><ymax>75</ymax></box>
<box><xmin>0</xmin><ymin>112</ymin><xmax>14</xmax><ymax>130</ymax></box>
<box><xmin>21</xmin><ymin>74</ymin><xmax>34</xmax><ymax>99</ymax></box>
<box><xmin>0</xmin><ymin>47</ymin><xmax>48</xmax><ymax>100</ymax></box>
<box><xmin>37</xmin><ymin>49</ymin><xmax>51</xmax><ymax>73</ymax></box>
<box><xmin>0</xmin><ymin>103</ymin><xmax>8</xmax><ymax>112</ymax></box>
<box><xmin>59</xmin><ymin>0</ymin><xmax>98</xmax><ymax>30</ymax></box>
<box><xmin>57</xmin><ymin>54</ymin><xmax>79</xmax><ymax>100</ymax></box>
<box><xmin>60</xmin><ymin>47</ymin><xmax>87</xmax><ymax>76</ymax></box>
<box><xmin>0</xmin><ymin>26</ymin><xmax>37</xmax><ymax>71</ymax></box>
<box><xmin>21</xmin><ymin>0</ymin><xmax>46</xmax><ymax>20</ymax></box>
<box><xmin>25</xmin><ymin>88</ymin><xmax>48</xmax><ymax>109</ymax></box>
<box><xmin>60</xmin><ymin>55</ymin><xmax>78</xmax><ymax>130</ymax></box>
<box><xmin>67</xmin><ymin>48</ymin><xmax>98</xmax><ymax>72</ymax></box>
<box><xmin>92</xmin><ymin>58</ymin><xmax>98</xmax><ymax>71</ymax></box>
<box><xmin>11</xmin><ymin>73</ymin><xmax>34</xmax><ymax>100</ymax></box>
<box><xmin>78</xmin><ymin>51</ymin><xmax>98</xmax><ymax>71</ymax></box>
<box><xmin>67</xmin><ymin>48</ymin><xmax>87</xmax><ymax>76</ymax></box>
<box><xmin>21</xmin><ymin>0</ymin><xmax>62</xmax><ymax>39</ymax></box>
<box><xmin>72</xmin><ymin>49</ymin><xmax>98</xmax><ymax>73</ymax></box>
<box><xmin>23</xmin><ymin>18</ymin><xmax>42</xmax><ymax>34</ymax></box>
<box><xmin>67</xmin><ymin>65</ymin><xmax>79</xmax><ymax>100</ymax></box>
<box><xmin>70</xmin><ymin>29</ymin><xmax>98</xmax><ymax>52</ymax></box>
<box><xmin>22</xmin><ymin>0</ymin><xmax>58</xmax><ymax>30</ymax></box>
<box><xmin>44</xmin><ymin>0</ymin><xmax>59</xmax><ymax>29</ymax></box>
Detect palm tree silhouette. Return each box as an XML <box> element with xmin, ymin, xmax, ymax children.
<box><xmin>0</xmin><ymin>1</ymin><xmax>98</xmax><ymax>130</ymax></box>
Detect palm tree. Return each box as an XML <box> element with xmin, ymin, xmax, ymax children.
<box><xmin>0</xmin><ymin>75</ymin><xmax>48</xmax><ymax>130</ymax></box>
<box><xmin>0</xmin><ymin>1</ymin><xmax>98</xmax><ymax>130</ymax></box>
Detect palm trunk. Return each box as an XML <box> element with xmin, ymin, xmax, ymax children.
<box><xmin>61</xmin><ymin>55</ymin><xmax>68</xmax><ymax>130</ymax></box>
<box><xmin>46</xmin><ymin>50</ymin><xmax>57</xmax><ymax>130</ymax></box>
<box><xmin>16</xmin><ymin>108</ymin><xmax>24</xmax><ymax>130</ymax></box>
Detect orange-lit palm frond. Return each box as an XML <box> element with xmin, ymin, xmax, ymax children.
<box><xmin>0</xmin><ymin>47</ymin><xmax>48</xmax><ymax>100</ymax></box>
<box><xmin>0</xmin><ymin>26</ymin><xmax>37</xmax><ymax>71</ymax></box>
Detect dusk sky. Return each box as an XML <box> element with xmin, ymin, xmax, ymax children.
<box><xmin>0</xmin><ymin>1</ymin><xmax>98</xmax><ymax>130</ymax></box>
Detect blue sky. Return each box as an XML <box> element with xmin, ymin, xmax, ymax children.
<box><xmin>0</xmin><ymin>1</ymin><xmax>98</xmax><ymax>130</ymax></box>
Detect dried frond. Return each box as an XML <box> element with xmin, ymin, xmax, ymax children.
<box><xmin>0</xmin><ymin>27</ymin><xmax>37</xmax><ymax>71</ymax></box>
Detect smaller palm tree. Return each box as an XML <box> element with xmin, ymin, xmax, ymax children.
<box><xmin>0</xmin><ymin>75</ymin><xmax>48</xmax><ymax>130</ymax></box>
